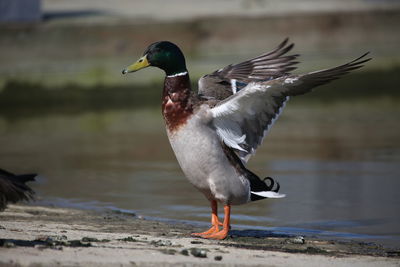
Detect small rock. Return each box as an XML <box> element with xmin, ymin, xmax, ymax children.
<box><xmin>190</xmin><ymin>248</ymin><xmax>207</xmax><ymax>258</ymax></box>
<box><xmin>180</xmin><ymin>249</ymin><xmax>189</xmax><ymax>256</ymax></box>
<box><xmin>3</xmin><ymin>241</ymin><xmax>15</xmax><ymax>248</ymax></box>
<box><xmin>286</xmin><ymin>236</ymin><xmax>305</xmax><ymax>244</ymax></box>
<box><xmin>55</xmin><ymin>235</ymin><xmax>68</xmax><ymax>241</ymax></box>
<box><xmin>68</xmin><ymin>240</ymin><xmax>91</xmax><ymax>247</ymax></box>
<box><xmin>214</xmin><ymin>255</ymin><xmax>223</xmax><ymax>261</ymax></box>
<box><xmin>151</xmin><ymin>239</ymin><xmax>172</xmax><ymax>247</ymax></box>
<box><xmin>190</xmin><ymin>240</ymin><xmax>203</xmax><ymax>244</ymax></box>
<box><xmin>292</xmin><ymin>236</ymin><xmax>305</xmax><ymax>244</ymax></box>
<box><xmin>119</xmin><ymin>236</ymin><xmax>137</xmax><ymax>242</ymax></box>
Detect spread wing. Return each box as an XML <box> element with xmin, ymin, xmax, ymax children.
<box><xmin>198</xmin><ymin>38</ymin><xmax>299</xmax><ymax>101</ymax></box>
<box><xmin>210</xmin><ymin>53</ymin><xmax>371</xmax><ymax>163</ymax></box>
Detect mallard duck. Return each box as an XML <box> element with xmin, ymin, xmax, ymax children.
<box><xmin>0</xmin><ymin>168</ymin><xmax>36</xmax><ymax>211</ymax></box>
<box><xmin>122</xmin><ymin>39</ymin><xmax>370</xmax><ymax>240</ymax></box>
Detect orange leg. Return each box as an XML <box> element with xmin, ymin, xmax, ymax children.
<box><xmin>202</xmin><ymin>205</ymin><xmax>231</xmax><ymax>240</ymax></box>
<box><xmin>191</xmin><ymin>200</ymin><xmax>222</xmax><ymax>237</ymax></box>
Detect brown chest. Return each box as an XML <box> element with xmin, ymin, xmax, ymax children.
<box><xmin>162</xmin><ymin>92</ymin><xmax>193</xmax><ymax>133</ymax></box>
<box><xmin>162</xmin><ymin>75</ymin><xmax>193</xmax><ymax>133</ymax></box>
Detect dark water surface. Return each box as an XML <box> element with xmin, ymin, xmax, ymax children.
<box><xmin>1</xmin><ymin>97</ymin><xmax>399</xmax><ymax>248</ymax></box>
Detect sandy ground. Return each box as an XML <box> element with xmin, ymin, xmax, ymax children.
<box><xmin>0</xmin><ymin>204</ymin><xmax>399</xmax><ymax>267</ymax></box>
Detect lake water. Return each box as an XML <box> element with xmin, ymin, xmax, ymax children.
<box><xmin>1</xmin><ymin>96</ymin><xmax>399</xmax><ymax>248</ymax></box>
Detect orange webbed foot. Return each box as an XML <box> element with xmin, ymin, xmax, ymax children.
<box><xmin>191</xmin><ymin>225</ymin><xmax>219</xmax><ymax>237</ymax></box>
<box><xmin>202</xmin><ymin>228</ymin><xmax>229</xmax><ymax>240</ymax></box>
<box><xmin>192</xmin><ymin>204</ymin><xmax>231</xmax><ymax>240</ymax></box>
<box><xmin>191</xmin><ymin>200</ymin><xmax>222</xmax><ymax>237</ymax></box>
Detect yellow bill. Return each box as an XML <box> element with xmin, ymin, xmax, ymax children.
<box><xmin>122</xmin><ymin>55</ymin><xmax>150</xmax><ymax>74</ymax></box>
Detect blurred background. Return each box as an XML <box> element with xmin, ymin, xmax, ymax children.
<box><xmin>1</xmin><ymin>0</ymin><xmax>399</xmax><ymax>247</ymax></box>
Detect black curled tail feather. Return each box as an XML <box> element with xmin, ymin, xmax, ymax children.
<box><xmin>250</xmin><ymin>176</ymin><xmax>282</xmax><ymax>202</ymax></box>
<box><xmin>0</xmin><ymin>168</ymin><xmax>36</xmax><ymax>211</ymax></box>
<box><xmin>263</xmin><ymin>177</ymin><xmax>280</xmax><ymax>193</ymax></box>
<box><xmin>219</xmin><ymin>142</ymin><xmax>283</xmax><ymax>202</ymax></box>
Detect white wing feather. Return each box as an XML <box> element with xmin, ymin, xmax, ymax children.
<box><xmin>211</xmin><ymin>82</ymin><xmax>288</xmax><ymax>162</ymax></box>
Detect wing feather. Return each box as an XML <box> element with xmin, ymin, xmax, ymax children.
<box><xmin>198</xmin><ymin>38</ymin><xmax>299</xmax><ymax>101</ymax></box>
<box><xmin>210</xmin><ymin>53</ymin><xmax>371</xmax><ymax>162</ymax></box>
<box><xmin>215</xmin><ymin>38</ymin><xmax>299</xmax><ymax>83</ymax></box>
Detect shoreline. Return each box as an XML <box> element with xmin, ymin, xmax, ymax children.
<box><xmin>1</xmin><ymin>204</ymin><xmax>399</xmax><ymax>266</ymax></box>
<box><xmin>1</xmin><ymin>9</ymin><xmax>399</xmax><ymax>88</ymax></box>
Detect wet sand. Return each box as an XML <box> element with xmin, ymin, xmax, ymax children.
<box><xmin>0</xmin><ymin>204</ymin><xmax>399</xmax><ymax>266</ymax></box>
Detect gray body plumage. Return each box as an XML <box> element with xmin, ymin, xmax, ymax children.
<box><xmin>167</xmin><ymin>105</ymin><xmax>251</xmax><ymax>205</ymax></box>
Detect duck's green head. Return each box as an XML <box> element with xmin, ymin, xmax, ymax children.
<box><xmin>122</xmin><ymin>41</ymin><xmax>187</xmax><ymax>76</ymax></box>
